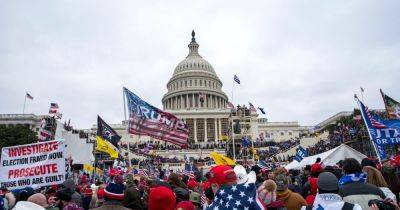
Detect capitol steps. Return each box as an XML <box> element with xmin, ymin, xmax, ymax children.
<box><xmin>273</xmin><ymin>132</ymin><xmax>328</xmax><ymax>161</ymax></box>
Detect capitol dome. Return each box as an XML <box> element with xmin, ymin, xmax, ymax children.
<box><xmin>162</xmin><ymin>31</ymin><xmax>229</xmax><ymax>110</ymax></box>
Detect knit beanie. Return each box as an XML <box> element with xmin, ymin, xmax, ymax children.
<box><xmin>148</xmin><ymin>186</ymin><xmax>176</xmax><ymax>210</ymax></box>
<box><xmin>257</xmin><ymin>180</ymin><xmax>277</xmax><ymax>206</ymax></box>
<box><xmin>317</xmin><ymin>172</ymin><xmax>339</xmax><ymax>191</ymax></box>
<box><xmin>27</xmin><ymin>193</ymin><xmax>49</xmax><ymax>208</ymax></box>
<box><xmin>104</xmin><ymin>183</ymin><xmax>124</xmax><ymax>200</ymax></box>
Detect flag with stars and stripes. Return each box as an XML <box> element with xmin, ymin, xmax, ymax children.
<box><xmin>249</xmin><ymin>102</ymin><xmax>257</xmax><ymax>113</ymax></box>
<box><xmin>124</xmin><ymin>87</ymin><xmax>189</xmax><ymax>147</ymax></box>
<box><xmin>356</xmin><ymin>96</ymin><xmax>400</xmax><ymax>160</ymax></box>
<box><xmin>234</xmin><ymin>75</ymin><xmax>241</xmax><ymax>84</ymax></box>
<box><xmin>206</xmin><ymin>182</ymin><xmax>265</xmax><ymax>210</ymax></box>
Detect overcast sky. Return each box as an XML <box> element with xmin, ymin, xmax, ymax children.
<box><xmin>1</xmin><ymin>1</ymin><xmax>399</xmax><ymax>129</ymax></box>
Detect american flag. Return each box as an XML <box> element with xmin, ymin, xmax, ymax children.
<box><xmin>206</xmin><ymin>182</ymin><xmax>265</xmax><ymax>210</ymax></box>
<box><xmin>39</xmin><ymin>129</ymin><xmax>52</xmax><ymax>141</ymax></box>
<box><xmin>257</xmin><ymin>160</ymin><xmax>270</xmax><ymax>171</ymax></box>
<box><xmin>49</xmin><ymin>103</ymin><xmax>59</xmax><ymax>114</ymax></box>
<box><xmin>182</xmin><ymin>170</ymin><xmax>195</xmax><ymax>179</ymax></box>
<box><xmin>26</xmin><ymin>93</ymin><xmax>34</xmax><ymax>100</ymax></box>
<box><xmin>249</xmin><ymin>102</ymin><xmax>257</xmax><ymax>113</ymax></box>
<box><xmin>124</xmin><ymin>87</ymin><xmax>189</xmax><ymax>147</ymax></box>
<box><xmin>227</xmin><ymin>102</ymin><xmax>235</xmax><ymax>110</ymax></box>
<box><xmin>234</xmin><ymin>75</ymin><xmax>241</xmax><ymax>84</ymax></box>
<box><xmin>365</xmin><ymin>105</ymin><xmax>386</xmax><ymax>129</ymax></box>
<box><xmin>201</xmin><ymin>192</ymin><xmax>208</xmax><ymax>207</ymax></box>
<box><xmin>137</xmin><ymin>169</ymin><xmax>149</xmax><ymax>177</ymax></box>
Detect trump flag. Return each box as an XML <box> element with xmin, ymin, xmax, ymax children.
<box><xmin>124</xmin><ymin>87</ymin><xmax>189</xmax><ymax>147</ymax></box>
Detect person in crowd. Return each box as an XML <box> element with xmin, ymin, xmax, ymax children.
<box><xmin>168</xmin><ymin>173</ymin><xmax>186</xmax><ymax>190</ymax></box>
<box><xmin>11</xmin><ymin>200</ymin><xmax>46</xmax><ymax>210</ymax></box>
<box><xmin>91</xmin><ymin>182</ymin><xmax>129</xmax><ymax>210</ymax></box>
<box><xmin>3</xmin><ymin>191</ymin><xmax>16</xmax><ymax>210</ymax></box>
<box><xmin>62</xmin><ymin>179</ymin><xmax>83</xmax><ymax>208</ymax></box>
<box><xmin>28</xmin><ymin>193</ymin><xmax>59</xmax><ymax>210</ymax></box>
<box><xmin>381</xmin><ymin>163</ymin><xmax>400</xmax><ymax>202</ymax></box>
<box><xmin>176</xmin><ymin>200</ymin><xmax>196</xmax><ymax>210</ymax></box>
<box><xmin>338</xmin><ymin>158</ymin><xmax>386</xmax><ymax>210</ymax></box>
<box><xmin>56</xmin><ymin>188</ymin><xmax>83</xmax><ymax>210</ymax></box>
<box><xmin>189</xmin><ymin>191</ymin><xmax>201</xmax><ymax>209</ymax></box>
<box><xmin>361</xmin><ymin>158</ymin><xmax>376</xmax><ymax>169</ymax></box>
<box><xmin>275</xmin><ymin>174</ymin><xmax>307</xmax><ymax>210</ymax></box>
<box><xmin>301</xmin><ymin>172</ymin><xmax>361</xmax><ymax>210</ymax></box>
<box><xmin>302</xmin><ymin>162</ymin><xmax>323</xmax><ymax>204</ymax></box>
<box><xmin>122</xmin><ymin>175</ymin><xmax>143</xmax><ymax>210</ymax></box>
<box><xmin>174</xmin><ymin>187</ymin><xmax>190</xmax><ymax>204</ymax></box>
<box><xmin>364</xmin><ymin>165</ymin><xmax>397</xmax><ymax>202</ymax></box>
<box><xmin>299</xmin><ymin>165</ymin><xmax>311</xmax><ymax>188</ymax></box>
<box><xmin>147</xmin><ymin>186</ymin><xmax>176</xmax><ymax>210</ymax></box>
<box><xmin>257</xmin><ymin>179</ymin><xmax>277</xmax><ymax>207</ymax></box>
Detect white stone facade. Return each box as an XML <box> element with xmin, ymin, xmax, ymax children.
<box><xmin>161</xmin><ymin>31</ymin><xmax>231</xmax><ymax>143</ymax></box>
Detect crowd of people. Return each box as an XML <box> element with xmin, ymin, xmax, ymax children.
<box><xmin>2</xmin><ymin>155</ymin><xmax>400</xmax><ymax>210</ymax></box>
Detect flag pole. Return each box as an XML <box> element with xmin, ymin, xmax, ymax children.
<box><xmin>122</xmin><ymin>87</ymin><xmax>131</xmax><ymax>167</ymax></box>
<box><xmin>355</xmin><ymin>95</ymin><xmax>382</xmax><ymax>163</ymax></box>
<box><xmin>231</xmin><ymin>76</ymin><xmax>236</xmax><ymax>161</ymax></box>
<box><xmin>23</xmin><ymin>93</ymin><xmax>27</xmax><ymax>114</ymax></box>
<box><xmin>231</xmin><ymin>118</ymin><xmax>236</xmax><ymax>161</ymax></box>
<box><xmin>360</xmin><ymin>87</ymin><xmax>365</xmax><ymax>103</ymax></box>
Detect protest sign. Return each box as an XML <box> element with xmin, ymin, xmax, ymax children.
<box><xmin>0</xmin><ymin>140</ymin><xmax>66</xmax><ymax>189</ymax></box>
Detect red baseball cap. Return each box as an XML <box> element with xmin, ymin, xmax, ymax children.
<box><xmin>208</xmin><ymin>165</ymin><xmax>237</xmax><ymax>185</ymax></box>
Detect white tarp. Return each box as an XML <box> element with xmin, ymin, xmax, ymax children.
<box><xmin>285</xmin><ymin>144</ymin><xmax>367</xmax><ymax>170</ymax></box>
<box><xmin>54</xmin><ymin>121</ymin><xmax>94</xmax><ymax>165</ymax></box>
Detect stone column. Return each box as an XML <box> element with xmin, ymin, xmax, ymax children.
<box><xmin>204</xmin><ymin>118</ymin><xmax>207</xmax><ymax>142</ymax></box>
<box><xmin>194</xmin><ymin>118</ymin><xmax>198</xmax><ymax>143</ymax></box>
<box><xmin>214</xmin><ymin>118</ymin><xmax>218</xmax><ymax>142</ymax></box>
<box><xmin>181</xmin><ymin>95</ymin><xmax>184</xmax><ymax>109</ymax></box>
<box><xmin>218</xmin><ymin>118</ymin><xmax>222</xmax><ymax>138</ymax></box>
<box><xmin>186</xmin><ymin>94</ymin><xmax>189</xmax><ymax>109</ymax></box>
<box><xmin>192</xmin><ymin>94</ymin><xmax>195</xmax><ymax>108</ymax></box>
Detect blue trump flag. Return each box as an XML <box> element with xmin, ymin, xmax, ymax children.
<box><xmin>356</xmin><ymin>97</ymin><xmax>400</xmax><ymax>160</ymax></box>
<box><xmin>294</xmin><ymin>146</ymin><xmax>308</xmax><ymax>162</ymax></box>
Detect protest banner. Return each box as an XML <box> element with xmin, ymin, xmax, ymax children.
<box><xmin>0</xmin><ymin>140</ymin><xmax>66</xmax><ymax>189</ymax></box>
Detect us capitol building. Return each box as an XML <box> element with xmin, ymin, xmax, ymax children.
<box><xmin>115</xmin><ymin>31</ymin><xmax>307</xmax><ymax>147</ymax></box>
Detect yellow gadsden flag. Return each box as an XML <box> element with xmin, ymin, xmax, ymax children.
<box><xmin>210</xmin><ymin>152</ymin><xmax>235</xmax><ymax>166</ymax></box>
<box><xmin>96</xmin><ymin>136</ymin><xmax>119</xmax><ymax>158</ymax></box>
<box><xmin>83</xmin><ymin>164</ymin><xmax>104</xmax><ymax>174</ymax></box>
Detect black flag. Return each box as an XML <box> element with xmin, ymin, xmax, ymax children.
<box><xmin>97</xmin><ymin>115</ymin><xmax>121</xmax><ymax>148</ymax></box>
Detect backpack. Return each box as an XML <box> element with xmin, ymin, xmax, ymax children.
<box><xmin>305</xmin><ymin>202</ymin><xmax>354</xmax><ymax>210</ymax></box>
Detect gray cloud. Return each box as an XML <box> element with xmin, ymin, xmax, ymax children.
<box><xmin>1</xmin><ymin>0</ymin><xmax>400</xmax><ymax>128</ymax></box>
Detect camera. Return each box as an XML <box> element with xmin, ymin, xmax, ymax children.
<box><xmin>368</xmin><ymin>199</ymin><xmax>395</xmax><ymax>210</ymax></box>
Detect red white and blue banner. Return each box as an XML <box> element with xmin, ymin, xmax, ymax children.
<box><xmin>124</xmin><ymin>87</ymin><xmax>189</xmax><ymax>147</ymax></box>
<box><xmin>357</xmin><ymin>97</ymin><xmax>400</xmax><ymax>160</ymax></box>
